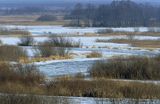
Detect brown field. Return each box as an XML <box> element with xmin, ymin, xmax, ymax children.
<box><xmin>0</xmin><ymin>15</ymin><xmax>69</xmax><ymax>26</ymax></box>
<box><xmin>98</xmin><ymin>32</ymin><xmax>160</xmax><ymax>37</ymax></box>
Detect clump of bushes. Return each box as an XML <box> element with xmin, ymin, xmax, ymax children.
<box><xmin>36</xmin><ymin>37</ymin><xmax>81</xmax><ymax>58</ymax></box>
<box><xmin>46</xmin><ymin>36</ymin><xmax>81</xmax><ymax>47</ymax></box>
<box><xmin>37</xmin><ymin>14</ymin><xmax>57</xmax><ymax>21</ymax></box>
<box><xmin>90</xmin><ymin>56</ymin><xmax>160</xmax><ymax>80</ymax></box>
<box><xmin>86</xmin><ymin>51</ymin><xmax>102</xmax><ymax>58</ymax></box>
<box><xmin>37</xmin><ymin>42</ymin><xmax>70</xmax><ymax>58</ymax></box>
<box><xmin>0</xmin><ymin>63</ymin><xmax>44</xmax><ymax>85</ymax></box>
<box><xmin>18</xmin><ymin>36</ymin><xmax>34</xmax><ymax>46</ymax></box>
<box><xmin>0</xmin><ymin>45</ymin><xmax>27</xmax><ymax>62</ymax></box>
<box><xmin>97</xmin><ymin>29</ymin><xmax>114</xmax><ymax>34</ymax></box>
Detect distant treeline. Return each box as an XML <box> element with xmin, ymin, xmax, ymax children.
<box><xmin>0</xmin><ymin>7</ymin><xmax>46</xmax><ymax>15</ymax></box>
<box><xmin>67</xmin><ymin>0</ymin><xmax>160</xmax><ymax>27</ymax></box>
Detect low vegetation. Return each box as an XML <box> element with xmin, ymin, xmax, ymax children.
<box><xmin>37</xmin><ymin>15</ymin><xmax>57</xmax><ymax>22</ymax></box>
<box><xmin>0</xmin><ymin>58</ymin><xmax>159</xmax><ymax>100</ymax></box>
<box><xmin>0</xmin><ymin>95</ymin><xmax>70</xmax><ymax>104</ymax></box>
<box><xmin>97</xmin><ymin>29</ymin><xmax>114</xmax><ymax>34</ymax></box>
<box><xmin>0</xmin><ymin>63</ymin><xmax>44</xmax><ymax>86</ymax></box>
<box><xmin>46</xmin><ymin>79</ymin><xmax>160</xmax><ymax>99</ymax></box>
<box><xmin>35</xmin><ymin>37</ymin><xmax>81</xmax><ymax>59</ymax></box>
<box><xmin>0</xmin><ymin>40</ymin><xmax>2</xmax><ymax>45</ymax></box>
<box><xmin>0</xmin><ymin>45</ymin><xmax>27</xmax><ymax>62</ymax></box>
<box><xmin>18</xmin><ymin>36</ymin><xmax>34</xmax><ymax>46</ymax></box>
<box><xmin>0</xmin><ymin>28</ymin><xmax>30</xmax><ymax>35</ymax></box>
<box><xmin>45</xmin><ymin>36</ymin><xmax>81</xmax><ymax>48</ymax></box>
<box><xmin>96</xmin><ymin>38</ymin><xmax>160</xmax><ymax>48</ymax></box>
<box><xmin>37</xmin><ymin>45</ymin><xmax>70</xmax><ymax>58</ymax></box>
<box><xmin>90</xmin><ymin>56</ymin><xmax>160</xmax><ymax>80</ymax></box>
<box><xmin>86</xmin><ymin>51</ymin><xmax>102</xmax><ymax>58</ymax></box>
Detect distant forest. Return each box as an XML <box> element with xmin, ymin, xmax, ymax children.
<box><xmin>67</xmin><ymin>0</ymin><xmax>160</xmax><ymax>27</ymax></box>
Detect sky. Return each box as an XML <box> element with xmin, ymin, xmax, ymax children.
<box><xmin>0</xmin><ymin>0</ymin><xmax>160</xmax><ymax>5</ymax></box>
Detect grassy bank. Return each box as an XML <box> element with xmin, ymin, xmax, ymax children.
<box><xmin>90</xmin><ymin>56</ymin><xmax>160</xmax><ymax>80</ymax></box>
<box><xmin>0</xmin><ymin>61</ymin><xmax>159</xmax><ymax>99</ymax></box>
<box><xmin>96</xmin><ymin>39</ymin><xmax>160</xmax><ymax>48</ymax></box>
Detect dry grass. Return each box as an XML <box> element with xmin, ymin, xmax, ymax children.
<box><xmin>0</xmin><ymin>62</ymin><xmax>159</xmax><ymax>99</ymax></box>
<box><xmin>0</xmin><ymin>45</ymin><xmax>27</xmax><ymax>62</ymax></box>
<box><xmin>90</xmin><ymin>56</ymin><xmax>160</xmax><ymax>80</ymax></box>
<box><xmin>0</xmin><ymin>29</ymin><xmax>30</xmax><ymax>35</ymax></box>
<box><xmin>46</xmin><ymin>79</ymin><xmax>160</xmax><ymax>99</ymax></box>
<box><xmin>0</xmin><ymin>15</ymin><xmax>69</xmax><ymax>26</ymax></box>
<box><xmin>97</xmin><ymin>39</ymin><xmax>160</xmax><ymax>48</ymax></box>
<box><xmin>98</xmin><ymin>32</ymin><xmax>160</xmax><ymax>37</ymax></box>
<box><xmin>20</xmin><ymin>55</ymin><xmax>72</xmax><ymax>63</ymax></box>
<box><xmin>86</xmin><ymin>51</ymin><xmax>102</xmax><ymax>58</ymax></box>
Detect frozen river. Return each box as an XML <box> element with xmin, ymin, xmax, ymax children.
<box><xmin>1</xmin><ymin>25</ymin><xmax>158</xmax><ymax>36</ymax></box>
<box><xmin>0</xmin><ymin>25</ymin><xmax>160</xmax><ymax>77</ymax></box>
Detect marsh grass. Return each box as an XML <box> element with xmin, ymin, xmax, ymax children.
<box><xmin>0</xmin><ymin>28</ymin><xmax>30</xmax><ymax>35</ymax></box>
<box><xmin>96</xmin><ymin>38</ymin><xmax>160</xmax><ymax>48</ymax></box>
<box><xmin>46</xmin><ymin>79</ymin><xmax>160</xmax><ymax>99</ymax></box>
<box><xmin>0</xmin><ymin>45</ymin><xmax>27</xmax><ymax>62</ymax></box>
<box><xmin>46</xmin><ymin>36</ymin><xmax>81</xmax><ymax>48</ymax></box>
<box><xmin>0</xmin><ymin>62</ymin><xmax>159</xmax><ymax>99</ymax></box>
<box><xmin>86</xmin><ymin>51</ymin><xmax>102</xmax><ymax>58</ymax></box>
<box><xmin>18</xmin><ymin>36</ymin><xmax>34</xmax><ymax>46</ymax></box>
<box><xmin>90</xmin><ymin>56</ymin><xmax>160</xmax><ymax>80</ymax></box>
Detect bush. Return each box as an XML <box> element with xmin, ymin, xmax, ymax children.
<box><xmin>90</xmin><ymin>56</ymin><xmax>160</xmax><ymax>80</ymax></box>
<box><xmin>37</xmin><ymin>15</ymin><xmax>57</xmax><ymax>21</ymax></box>
<box><xmin>37</xmin><ymin>42</ymin><xmax>70</xmax><ymax>57</ymax></box>
<box><xmin>0</xmin><ymin>45</ymin><xmax>27</xmax><ymax>62</ymax></box>
<box><xmin>0</xmin><ymin>40</ymin><xmax>2</xmax><ymax>45</ymax></box>
<box><xmin>0</xmin><ymin>63</ymin><xmax>44</xmax><ymax>85</ymax></box>
<box><xmin>97</xmin><ymin>29</ymin><xmax>114</xmax><ymax>34</ymax></box>
<box><xmin>46</xmin><ymin>36</ymin><xmax>81</xmax><ymax>47</ymax></box>
<box><xmin>18</xmin><ymin>36</ymin><xmax>34</xmax><ymax>46</ymax></box>
<box><xmin>147</xmin><ymin>27</ymin><xmax>157</xmax><ymax>32</ymax></box>
<box><xmin>86</xmin><ymin>51</ymin><xmax>102</xmax><ymax>58</ymax></box>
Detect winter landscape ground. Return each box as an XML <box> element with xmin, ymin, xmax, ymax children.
<box><xmin>0</xmin><ymin>0</ymin><xmax>160</xmax><ymax>104</ymax></box>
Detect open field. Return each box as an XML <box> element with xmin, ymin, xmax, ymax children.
<box><xmin>0</xmin><ymin>15</ymin><xmax>69</xmax><ymax>26</ymax></box>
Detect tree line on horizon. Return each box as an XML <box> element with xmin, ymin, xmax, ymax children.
<box><xmin>67</xmin><ymin>0</ymin><xmax>160</xmax><ymax>27</ymax></box>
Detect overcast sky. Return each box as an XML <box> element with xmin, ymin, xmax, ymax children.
<box><xmin>0</xmin><ymin>0</ymin><xmax>160</xmax><ymax>5</ymax></box>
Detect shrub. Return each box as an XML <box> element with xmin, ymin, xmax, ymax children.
<box><xmin>18</xmin><ymin>36</ymin><xmax>34</xmax><ymax>46</ymax></box>
<box><xmin>0</xmin><ymin>63</ymin><xmax>44</xmax><ymax>85</ymax></box>
<box><xmin>0</xmin><ymin>45</ymin><xmax>27</xmax><ymax>62</ymax></box>
<box><xmin>46</xmin><ymin>36</ymin><xmax>81</xmax><ymax>47</ymax></box>
<box><xmin>147</xmin><ymin>27</ymin><xmax>156</xmax><ymax>32</ymax></box>
<box><xmin>134</xmin><ymin>27</ymin><xmax>140</xmax><ymax>32</ymax></box>
<box><xmin>0</xmin><ymin>40</ymin><xmax>2</xmax><ymax>45</ymax></box>
<box><xmin>97</xmin><ymin>29</ymin><xmax>114</xmax><ymax>34</ymax></box>
<box><xmin>37</xmin><ymin>42</ymin><xmax>70</xmax><ymax>57</ymax></box>
<box><xmin>127</xmin><ymin>34</ymin><xmax>135</xmax><ymax>41</ymax></box>
<box><xmin>37</xmin><ymin>15</ymin><xmax>57</xmax><ymax>21</ymax></box>
<box><xmin>90</xmin><ymin>56</ymin><xmax>160</xmax><ymax>80</ymax></box>
<box><xmin>86</xmin><ymin>51</ymin><xmax>102</xmax><ymax>58</ymax></box>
